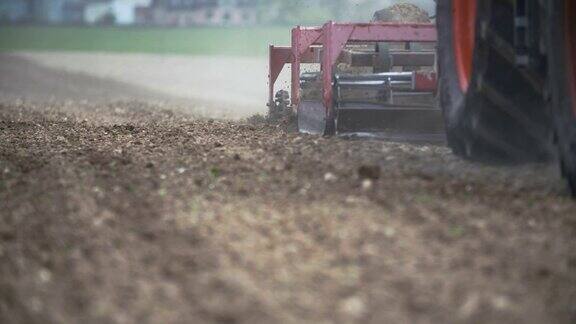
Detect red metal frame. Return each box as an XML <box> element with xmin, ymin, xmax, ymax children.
<box><xmin>268</xmin><ymin>22</ymin><xmax>437</xmax><ymax>122</ymax></box>
<box><xmin>413</xmin><ymin>71</ymin><xmax>438</xmax><ymax>92</ymax></box>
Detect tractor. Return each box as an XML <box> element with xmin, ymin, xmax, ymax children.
<box><xmin>268</xmin><ymin>1</ymin><xmax>576</xmax><ymax>196</ymax></box>
<box><xmin>437</xmin><ymin>0</ymin><xmax>576</xmax><ymax>196</ymax></box>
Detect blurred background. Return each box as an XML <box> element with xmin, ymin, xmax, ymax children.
<box><xmin>0</xmin><ymin>0</ymin><xmax>435</xmax><ymax>117</ymax></box>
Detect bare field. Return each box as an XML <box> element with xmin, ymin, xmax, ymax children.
<box><xmin>11</xmin><ymin>52</ymin><xmax>281</xmax><ymax>118</ymax></box>
<box><xmin>1</xmin><ymin>53</ymin><xmax>576</xmax><ymax>324</ymax></box>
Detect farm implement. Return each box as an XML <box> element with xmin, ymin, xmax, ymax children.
<box><xmin>268</xmin><ymin>0</ymin><xmax>576</xmax><ymax>196</ymax></box>
<box><xmin>268</xmin><ymin>21</ymin><xmax>441</xmax><ymax>139</ymax></box>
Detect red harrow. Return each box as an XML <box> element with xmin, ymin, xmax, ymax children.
<box><xmin>268</xmin><ymin>21</ymin><xmax>441</xmax><ymax>138</ymax></box>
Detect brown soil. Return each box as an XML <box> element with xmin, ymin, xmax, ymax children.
<box><xmin>1</xmin><ymin>100</ymin><xmax>576</xmax><ymax>324</ymax></box>
<box><xmin>372</xmin><ymin>3</ymin><xmax>432</xmax><ymax>23</ymax></box>
<box><xmin>1</xmin><ymin>53</ymin><xmax>576</xmax><ymax>324</ymax></box>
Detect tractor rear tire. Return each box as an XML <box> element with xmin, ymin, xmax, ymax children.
<box><xmin>546</xmin><ymin>0</ymin><xmax>576</xmax><ymax>196</ymax></box>
<box><xmin>437</xmin><ymin>0</ymin><xmax>554</xmax><ymax>163</ymax></box>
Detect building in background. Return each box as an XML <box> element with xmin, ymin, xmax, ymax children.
<box><xmin>36</xmin><ymin>0</ymin><xmax>67</xmax><ymax>23</ymax></box>
<box><xmin>0</xmin><ymin>0</ymin><xmax>67</xmax><ymax>24</ymax></box>
<box><xmin>6</xmin><ymin>0</ymin><xmax>255</xmax><ymax>26</ymax></box>
<box><xmin>0</xmin><ymin>0</ymin><xmax>433</xmax><ymax>26</ymax></box>
<box><xmin>112</xmin><ymin>0</ymin><xmax>151</xmax><ymax>25</ymax></box>
<box><xmin>0</xmin><ymin>0</ymin><xmax>152</xmax><ymax>25</ymax></box>
<box><xmin>83</xmin><ymin>0</ymin><xmax>115</xmax><ymax>24</ymax></box>
<box><xmin>136</xmin><ymin>0</ymin><xmax>258</xmax><ymax>27</ymax></box>
<box><xmin>0</xmin><ymin>0</ymin><xmax>28</xmax><ymax>23</ymax></box>
<box><xmin>61</xmin><ymin>1</ymin><xmax>85</xmax><ymax>24</ymax></box>
<box><xmin>69</xmin><ymin>0</ymin><xmax>152</xmax><ymax>25</ymax></box>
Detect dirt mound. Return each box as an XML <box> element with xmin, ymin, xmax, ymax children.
<box><xmin>372</xmin><ymin>3</ymin><xmax>431</xmax><ymax>23</ymax></box>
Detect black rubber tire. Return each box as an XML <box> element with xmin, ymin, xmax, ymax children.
<box><xmin>437</xmin><ymin>0</ymin><xmax>554</xmax><ymax>164</ymax></box>
<box><xmin>326</xmin><ymin>107</ymin><xmax>336</xmax><ymax>136</ymax></box>
<box><xmin>546</xmin><ymin>0</ymin><xmax>576</xmax><ymax>197</ymax></box>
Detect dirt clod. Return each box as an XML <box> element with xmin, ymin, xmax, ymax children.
<box><xmin>358</xmin><ymin>165</ymin><xmax>381</xmax><ymax>180</ymax></box>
